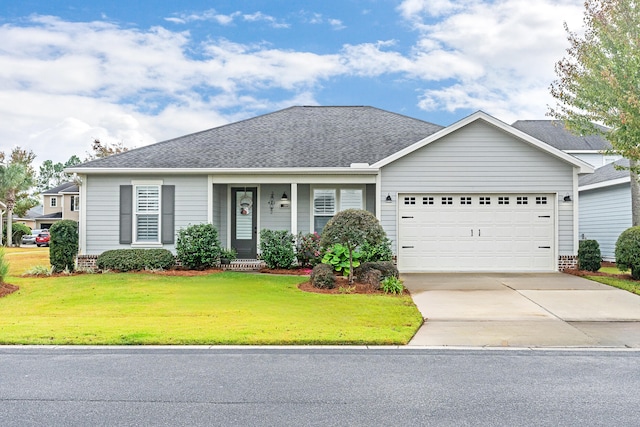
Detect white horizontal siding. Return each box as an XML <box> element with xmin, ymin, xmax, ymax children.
<box><xmin>85</xmin><ymin>175</ymin><xmax>208</xmax><ymax>255</ymax></box>
<box><xmin>380</xmin><ymin>121</ymin><xmax>577</xmax><ymax>255</ymax></box>
<box><xmin>260</xmin><ymin>184</ymin><xmax>292</xmax><ymax>232</ymax></box>
<box><xmin>579</xmin><ymin>183</ymin><xmax>632</xmax><ymax>260</ymax></box>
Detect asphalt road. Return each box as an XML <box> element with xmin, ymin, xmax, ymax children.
<box><xmin>0</xmin><ymin>347</ymin><xmax>638</xmax><ymax>426</ymax></box>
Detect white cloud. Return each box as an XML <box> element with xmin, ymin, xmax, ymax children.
<box><xmin>165</xmin><ymin>9</ymin><xmax>241</xmax><ymax>25</ymax></box>
<box><xmin>398</xmin><ymin>0</ymin><xmax>585</xmax><ymax>121</ymax></box>
<box><xmin>0</xmin><ymin>2</ymin><xmax>589</xmax><ymax>166</ymax></box>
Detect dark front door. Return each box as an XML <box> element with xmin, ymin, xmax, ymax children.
<box><xmin>231</xmin><ymin>188</ymin><xmax>258</xmax><ymax>259</ymax></box>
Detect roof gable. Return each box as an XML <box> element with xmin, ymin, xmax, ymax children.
<box><xmin>69</xmin><ymin>106</ymin><xmax>444</xmax><ymax>171</ymax></box>
<box><xmin>373</xmin><ymin>111</ymin><xmax>594</xmax><ymax>173</ymax></box>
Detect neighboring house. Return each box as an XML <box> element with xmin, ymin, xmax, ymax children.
<box><xmin>31</xmin><ymin>182</ymin><xmax>80</xmax><ymax>229</ymax></box>
<box><xmin>511</xmin><ymin>120</ymin><xmax>622</xmax><ymax>168</ymax></box>
<box><xmin>68</xmin><ymin>106</ymin><xmax>593</xmax><ymax>272</ymax></box>
<box><xmin>578</xmin><ymin>159</ymin><xmax>631</xmax><ymax>261</ymax></box>
<box><xmin>512</xmin><ymin>120</ymin><xmax>631</xmax><ymax>262</ymax></box>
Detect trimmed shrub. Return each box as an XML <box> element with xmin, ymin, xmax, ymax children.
<box><xmin>360</xmin><ymin>269</ymin><xmax>383</xmax><ymax>289</ymax></box>
<box><xmin>320</xmin><ymin>209</ymin><xmax>387</xmax><ymax>284</ymax></box>
<box><xmin>310</xmin><ymin>263</ymin><xmax>335</xmax><ymax>289</ymax></box>
<box><xmin>359</xmin><ymin>237</ymin><xmax>393</xmax><ymax>263</ymax></box>
<box><xmin>96</xmin><ymin>249</ymin><xmax>175</xmax><ymax>272</ymax></box>
<box><xmin>578</xmin><ymin>239</ymin><xmax>601</xmax><ymax>272</ymax></box>
<box><xmin>176</xmin><ymin>223</ymin><xmax>222</xmax><ymax>270</ymax></box>
<box><xmin>49</xmin><ymin>220</ymin><xmax>78</xmax><ymax>272</ymax></box>
<box><xmin>615</xmin><ymin>226</ymin><xmax>640</xmax><ymax>279</ymax></box>
<box><xmin>354</xmin><ymin>261</ymin><xmax>399</xmax><ymax>283</ymax></box>
<box><xmin>10</xmin><ymin>223</ymin><xmax>30</xmax><ymax>246</ymax></box>
<box><xmin>260</xmin><ymin>229</ymin><xmax>296</xmax><ymax>269</ymax></box>
<box><xmin>296</xmin><ymin>232</ymin><xmax>322</xmax><ymax>268</ymax></box>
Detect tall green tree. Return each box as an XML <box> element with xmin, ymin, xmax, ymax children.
<box><xmin>37</xmin><ymin>155</ymin><xmax>82</xmax><ymax>192</ymax></box>
<box><xmin>549</xmin><ymin>0</ymin><xmax>640</xmax><ymax>224</ymax></box>
<box><xmin>0</xmin><ymin>163</ymin><xmax>34</xmax><ymax>246</ymax></box>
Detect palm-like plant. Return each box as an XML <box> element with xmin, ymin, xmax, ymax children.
<box><xmin>0</xmin><ymin>163</ymin><xmax>34</xmax><ymax>246</ymax></box>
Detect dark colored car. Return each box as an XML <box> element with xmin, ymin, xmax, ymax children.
<box><xmin>35</xmin><ymin>231</ymin><xmax>50</xmax><ymax>247</ymax></box>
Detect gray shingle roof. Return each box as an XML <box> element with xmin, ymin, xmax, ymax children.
<box><xmin>512</xmin><ymin>120</ymin><xmax>611</xmax><ymax>151</ymax></box>
<box><xmin>579</xmin><ymin>158</ymin><xmax>629</xmax><ymax>187</ymax></box>
<box><xmin>42</xmin><ymin>182</ymin><xmax>78</xmax><ymax>194</ymax></box>
<box><xmin>69</xmin><ymin>106</ymin><xmax>444</xmax><ymax>169</ymax></box>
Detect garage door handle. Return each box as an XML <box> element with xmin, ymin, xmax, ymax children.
<box><xmin>539</xmin><ymin>215</ymin><xmax>551</xmax><ymax>218</ymax></box>
<box><xmin>402</xmin><ymin>216</ymin><xmax>414</xmax><ymax>219</ymax></box>
<box><xmin>538</xmin><ymin>246</ymin><xmax>551</xmax><ymax>249</ymax></box>
<box><xmin>402</xmin><ymin>246</ymin><xmax>414</xmax><ymax>249</ymax></box>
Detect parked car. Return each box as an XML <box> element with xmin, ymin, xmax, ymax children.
<box><xmin>35</xmin><ymin>231</ymin><xmax>50</xmax><ymax>247</ymax></box>
<box><xmin>21</xmin><ymin>229</ymin><xmax>42</xmax><ymax>245</ymax></box>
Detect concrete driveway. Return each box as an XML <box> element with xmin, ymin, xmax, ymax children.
<box><xmin>403</xmin><ymin>273</ymin><xmax>640</xmax><ymax>348</ymax></box>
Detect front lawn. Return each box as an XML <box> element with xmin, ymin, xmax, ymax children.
<box><xmin>0</xmin><ymin>269</ymin><xmax>423</xmax><ymax>345</ymax></box>
<box><xmin>584</xmin><ymin>275</ymin><xmax>640</xmax><ymax>296</ymax></box>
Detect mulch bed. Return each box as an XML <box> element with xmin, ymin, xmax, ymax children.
<box><xmin>0</xmin><ymin>283</ymin><xmax>19</xmax><ymax>298</ymax></box>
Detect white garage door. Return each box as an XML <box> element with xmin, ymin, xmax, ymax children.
<box><xmin>398</xmin><ymin>194</ymin><xmax>555</xmax><ymax>272</ymax></box>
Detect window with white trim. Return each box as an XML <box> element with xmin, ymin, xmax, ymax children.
<box><xmin>70</xmin><ymin>195</ymin><xmax>80</xmax><ymax>212</ymax></box>
<box><xmin>313</xmin><ymin>189</ymin><xmax>336</xmax><ymax>233</ymax></box>
<box><xmin>50</xmin><ymin>197</ymin><xmax>57</xmax><ymax>208</ymax></box>
<box><xmin>135</xmin><ymin>185</ymin><xmax>160</xmax><ymax>242</ymax></box>
<box><xmin>313</xmin><ymin>188</ymin><xmax>364</xmax><ymax>233</ymax></box>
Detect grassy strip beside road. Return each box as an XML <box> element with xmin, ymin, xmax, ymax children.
<box><xmin>1</xmin><ymin>270</ymin><xmax>422</xmax><ymax>345</ymax></box>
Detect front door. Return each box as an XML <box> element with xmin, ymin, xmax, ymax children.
<box><xmin>231</xmin><ymin>188</ymin><xmax>258</xmax><ymax>259</ymax></box>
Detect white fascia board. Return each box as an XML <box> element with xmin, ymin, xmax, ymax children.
<box><xmin>66</xmin><ymin>167</ymin><xmax>379</xmax><ymax>175</ymax></box>
<box><xmin>372</xmin><ymin>111</ymin><xmax>596</xmax><ymax>174</ymax></box>
<box><xmin>564</xmin><ymin>150</ymin><xmax>606</xmax><ymax>154</ymax></box>
<box><xmin>579</xmin><ymin>176</ymin><xmax>630</xmax><ymax>191</ymax></box>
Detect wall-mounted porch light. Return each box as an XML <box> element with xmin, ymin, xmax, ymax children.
<box><xmin>280</xmin><ymin>192</ymin><xmax>290</xmax><ymax>208</ymax></box>
<box><xmin>563</xmin><ymin>194</ymin><xmax>572</xmax><ymax>202</ymax></box>
<box><xmin>385</xmin><ymin>193</ymin><xmax>392</xmax><ymax>203</ymax></box>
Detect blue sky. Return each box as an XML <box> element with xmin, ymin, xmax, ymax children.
<box><xmin>0</xmin><ymin>0</ymin><xmax>585</xmax><ymax>165</ymax></box>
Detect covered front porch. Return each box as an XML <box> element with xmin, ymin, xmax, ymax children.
<box><xmin>208</xmin><ymin>173</ymin><xmax>379</xmax><ymax>260</ymax></box>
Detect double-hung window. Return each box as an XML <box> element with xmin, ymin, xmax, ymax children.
<box><xmin>135</xmin><ymin>185</ymin><xmax>160</xmax><ymax>242</ymax></box>
<box><xmin>50</xmin><ymin>197</ymin><xmax>57</xmax><ymax>208</ymax></box>
<box><xmin>70</xmin><ymin>195</ymin><xmax>80</xmax><ymax>212</ymax></box>
<box><xmin>313</xmin><ymin>188</ymin><xmax>364</xmax><ymax>233</ymax></box>
<box><xmin>313</xmin><ymin>189</ymin><xmax>336</xmax><ymax>233</ymax></box>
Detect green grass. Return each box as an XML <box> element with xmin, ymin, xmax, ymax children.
<box><xmin>599</xmin><ymin>266</ymin><xmax>625</xmax><ymax>275</ymax></box>
<box><xmin>1</xmin><ymin>271</ymin><xmax>423</xmax><ymax>345</ymax></box>
<box><xmin>586</xmin><ymin>275</ymin><xmax>640</xmax><ymax>296</ymax></box>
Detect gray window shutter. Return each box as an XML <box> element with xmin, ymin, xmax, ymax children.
<box><xmin>161</xmin><ymin>185</ymin><xmax>175</xmax><ymax>244</ymax></box>
<box><xmin>119</xmin><ymin>185</ymin><xmax>133</xmax><ymax>244</ymax></box>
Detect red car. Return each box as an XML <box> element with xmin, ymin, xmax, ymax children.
<box><xmin>35</xmin><ymin>231</ymin><xmax>50</xmax><ymax>247</ymax></box>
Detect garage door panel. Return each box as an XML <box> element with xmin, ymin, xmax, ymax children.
<box><xmin>398</xmin><ymin>193</ymin><xmax>555</xmax><ymax>272</ymax></box>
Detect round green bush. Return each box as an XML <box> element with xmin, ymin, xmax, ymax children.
<box><xmin>310</xmin><ymin>263</ymin><xmax>335</xmax><ymax>289</ymax></box>
<box><xmin>615</xmin><ymin>226</ymin><xmax>640</xmax><ymax>279</ymax></box>
<box><xmin>176</xmin><ymin>223</ymin><xmax>222</xmax><ymax>270</ymax></box>
<box><xmin>49</xmin><ymin>220</ymin><xmax>78</xmax><ymax>272</ymax></box>
<box><xmin>260</xmin><ymin>229</ymin><xmax>296</xmax><ymax>269</ymax></box>
<box><xmin>577</xmin><ymin>239</ymin><xmax>601</xmax><ymax>272</ymax></box>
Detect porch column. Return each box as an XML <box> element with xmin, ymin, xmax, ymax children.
<box><xmin>290</xmin><ymin>183</ymin><xmax>297</xmax><ymax>235</ymax></box>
